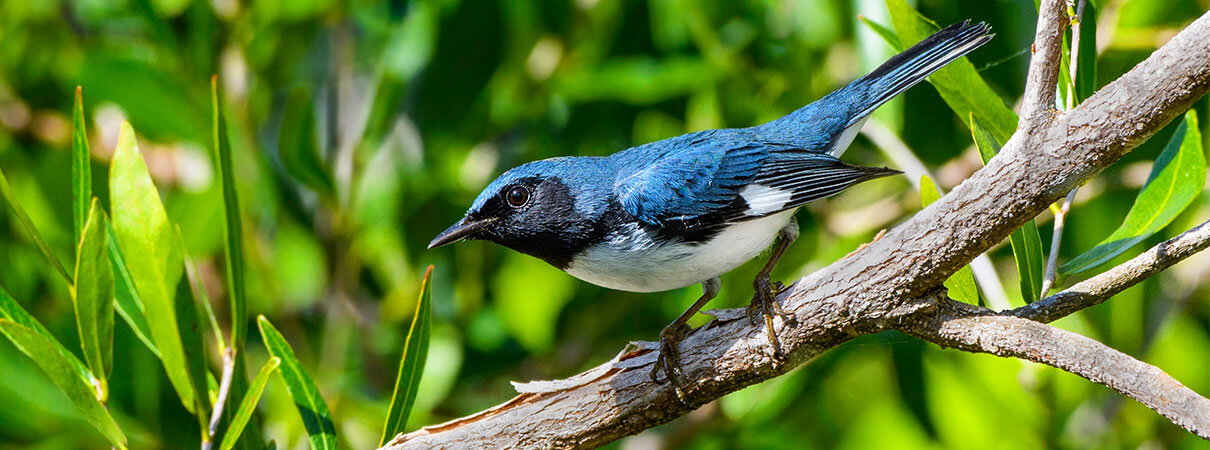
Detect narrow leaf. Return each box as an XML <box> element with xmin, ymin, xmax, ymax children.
<box><xmin>1062</xmin><ymin>110</ymin><xmax>1206</xmax><ymax>274</ymax></box>
<box><xmin>73</xmin><ymin>198</ymin><xmax>115</xmax><ymax>397</ymax></box>
<box><xmin>920</xmin><ymin>177</ymin><xmax>980</xmax><ymax>304</ymax></box>
<box><xmin>0</xmin><ymin>320</ymin><xmax>126</xmax><ymax>448</ymax></box>
<box><xmin>0</xmin><ymin>165</ymin><xmax>72</xmax><ymax>282</ymax></box>
<box><xmin>106</xmin><ymin>221</ymin><xmax>161</xmax><ymax>358</ymax></box>
<box><xmin>972</xmin><ymin>115</ymin><xmax>1045</xmax><ymax>302</ymax></box>
<box><xmin>212</xmin><ymin>76</ymin><xmax>247</xmax><ymax>351</ymax></box>
<box><xmin>1074</xmin><ymin>1</ymin><xmax>1098</xmax><ymax>103</ymax></box>
<box><xmin>0</xmin><ymin>285</ymin><xmax>92</xmax><ymax>385</ymax></box>
<box><xmin>258</xmin><ymin>316</ymin><xmax>337</xmax><ymax>450</ymax></box>
<box><xmin>175</xmin><ymin>274</ymin><xmax>213</xmax><ymax>438</ymax></box>
<box><xmin>72</xmin><ymin>86</ymin><xmax>93</xmax><ymax>245</ymax></box>
<box><xmin>380</xmin><ymin>266</ymin><xmax>433</xmax><ymax>445</ymax></box>
<box><xmin>884</xmin><ymin>0</ymin><xmax>1019</xmax><ymax>143</ymax></box>
<box><xmin>108</xmin><ymin>120</ymin><xmax>197</xmax><ymax>412</ymax></box>
<box><xmin>220</xmin><ymin>357</ymin><xmax>280</xmax><ymax>450</ymax></box>
<box><xmin>858</xmin><ymin>15</ymin><xmax>902</xmax><ymax>50</ymax></box>
<box><xmin>279</xmin><ymin>88</ymin><xmax>335</xmax><ymax>198</ymax></box>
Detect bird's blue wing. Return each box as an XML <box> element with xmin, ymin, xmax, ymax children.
<box><xmin>615</xmin><ymin>137</ymin><xmax>770</xmax><ymax>228</ymax></box>
<box><xmin>617</xmin><ymin>138</ymin><xmax>900</xmax><ymax>230</ymax></box>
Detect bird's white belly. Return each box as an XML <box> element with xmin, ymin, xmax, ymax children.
<box><xmin>565</xmin><ymin>210</ymin><xmax>795</xmax><ymax>292</ymax></box>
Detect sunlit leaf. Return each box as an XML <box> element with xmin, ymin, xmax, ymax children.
<box><xmin>380</xmin><ymin>266</ymin><xmax>433</xmax><ymax>446</ymax></box>
<box><xmin>0</xmin><ymin>165</ymin><xmax>72</xmax><ymax>283</ymax></box>
<box><xmin>1062</xmin><ymin>110</ymin><xmax>1206</xmax><ymax>274</ymax></box>
<box><xmin>279</xmin><ymin>88</ymin><xmax>336</xmax><ymax>199</ymax></box>
<box><xmin>72</xmin><ymin>86</ymin><xmax>92</xmax><ymax>245</ymax></box>
<box><xmin>108</xmin><ymin>120</ymin><xmax>198</xmax><ymax>413</ymax></box>
<box><xmin>106</xmin><ymin>221</ymin><xmax>160</xmax><ymax>358</ymax></box>
<box><xmin>258</xmin><ymin>316</ymin><xmax>337</xmax><ymax>449</ymax></box>
<box><xmin>884</xmin><ymin>0</ymin><xmax>1019</xmax><ymax>143</ymax></box>
<box><xmin>73</xmin><ymin>198</ymin><xmax>115</xmax><ymax>398</ymax></box>
<box><xmin>920</xmin><ymin>176</ymin><xmax>980</xmax><ymax>304</ymax></box>
<box><xmin>971</xmin><ymin>116</ymin><xmax>1045</xmax><ymax>302</ymax></box>
<box><xmin>0</xmin><ymin>293</ymin><xmax>126</xmax><ymax>449</ymax></box>
<box><xmin>220</xmin><ymin>357</ymin><xmax>280</xmax><ymax>450</ymax></box>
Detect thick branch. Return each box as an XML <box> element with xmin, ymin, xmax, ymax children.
<box><xmin>385</xmin><ymin>12</ymin><xmax>1210</xmax><ymax>449</ymax></box>
<box><xmin>1019</xmin><ymin>0</ymin><xmax>1068</xmax><ymax>123</ymax></box>
<box><xmin>900</xmin><ymin>298</ymin><xmax>1210</xmax><ymax>438</ymax></box>
<box><xmin>1012</xmin><ymin>220</ymin><xmax>1210</xmax><ymax>323</ymax></box>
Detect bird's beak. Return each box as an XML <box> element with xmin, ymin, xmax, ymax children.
<box><xmin>428</xmin><ymin>217</ymin><xmax>494</xmax><ymax>249</ymax></box>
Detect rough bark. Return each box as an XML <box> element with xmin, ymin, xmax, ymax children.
<box><xmin>383</xmin><ymin>6</ymin><xmax>1210</xmax><ymax>448</ymax></box>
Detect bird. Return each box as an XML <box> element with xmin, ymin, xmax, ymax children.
<box><xmin>429</xmin><ymin>21</ymin><xmax>993</xmax><ymax>399</ymax></box>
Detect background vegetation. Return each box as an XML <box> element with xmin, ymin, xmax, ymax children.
<box><xmin>0</xmin><ymin>0</ymin><xmax>1207</xmax><ymax>448</ymax></box>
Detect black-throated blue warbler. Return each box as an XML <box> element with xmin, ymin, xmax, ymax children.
<box><xmin>430</xmin><ymin>21</ymin><xmax>992</xmax><ymax>397</ymax></box>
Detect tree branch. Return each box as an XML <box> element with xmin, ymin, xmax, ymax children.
<box><xmin>1019</xmin><ymin>0</ymin><xmax>1068</xmax><ymax>124</ymax></box>
<box><xmin>1011</xmin><ymin>219</ymin><xmax>1210</xmax><ymax>324</ymax></box>
<box><xmin>384</xmin><ymin>11</ymin><xmax>1210</xmax><ymax>449</ymax></box>
<box><xmin>899</xmin><ymin>296</ymin><xmax>1210</xmax><ymax>438</ymax></box>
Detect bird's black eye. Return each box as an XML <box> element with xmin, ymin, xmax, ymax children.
<box><xmin>505</xmin><ymin>185</ymin><xmax>530</xmax><ymax>208</ymax></box>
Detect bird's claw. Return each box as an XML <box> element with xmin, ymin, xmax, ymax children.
<box><xmin>650</xmin><ymin>322</ymin><xmax>692</xmax><ymax>404</ymax></box>
<box><xmin>748</xmin><ymin>275</ymin><xmax>792</xmax><ymax>361</ymax></box>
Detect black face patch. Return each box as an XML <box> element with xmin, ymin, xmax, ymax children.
<box><xmin>471</xmin><ymin>177</ymin><xmax>610</xmax><ymax>269</ymax></box>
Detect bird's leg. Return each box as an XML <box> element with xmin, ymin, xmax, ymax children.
<box><xmin>747</xmin><ymin>216</ymin><xmax>798</xmax><ymax>358</ymax></box>
<box><xmin>650</xmin><ymin>277</ymin><xmax>721</xmax><ymax>403</ymax></box>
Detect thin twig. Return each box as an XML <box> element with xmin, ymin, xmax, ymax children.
<box><xmin>1039</xmin><ymin>188</ymin><xmax>1077</xmax><ymax>297</ymax></box>
<box><xmin>1011</xmin><ymin>219</ymin><xmax>1210</xmax><ymax>324</ymax></box>
<box><xmin>205</xmin><ymin>347</ymin><xmax>237</xmax><ymax>450</ymax></box>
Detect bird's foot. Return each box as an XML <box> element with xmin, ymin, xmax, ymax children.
<box><xmin>748</xmin><ymin>275</ymin><xmax>792</xmax><ymax>361</ymax></box>
<box><xmin>650</xmin><ymin>322</ymin><xmax>692</xmax><ymax>404</ymax></box>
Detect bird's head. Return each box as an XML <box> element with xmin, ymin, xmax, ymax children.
<box><xmin>428</xmin><ymin>158</ymin><xmax>608</xmax><ymax>268</ymax></box>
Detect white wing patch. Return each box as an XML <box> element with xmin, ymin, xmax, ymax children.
<box><xmin>740</xmin><ymin>184</ymin><xmax>793</xmax><ymax>216</ymax></box>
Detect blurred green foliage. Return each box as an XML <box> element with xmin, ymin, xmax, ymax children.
<box><xmin>0</xmin><ymin>0</ymin><xmax>1207</xmax><ymax>448</ymax></box>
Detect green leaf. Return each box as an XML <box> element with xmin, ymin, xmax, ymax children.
<box><xmin>0</xmin><ymin>286</ymin><xmax>92</xmax><ymax>386</ymax></box>
<box><xmin>220</xmin><ymin>357</ymin><xmax>280</xmax><ymax>450</ymax></box>
<box><xmin>0</xmin><ymin>165</ymin><xmax>72</xmax><ymax>283</ymax></box>
<box><xmin>0</xmin><ymin>288</ymin><xmax>127</xmax><ymax>450</ymax></box>
<box><xmin>0</xmin><ymin>320</ymin><xmax>127</xmax><ymax>448</ymax></box>
<box><xmin>174</xmin><ymin>273</ymin><xmax>212</xmax><ymax>438</ymax></box>
<box><xmin>920</xmin><ymin>176</ymin><xmax>980</xmax><ymax>304</ymax></box>
<box><xmin>72</xmin><ymin>86</ymin><xmax>92</xmax><ymax>246</ymax></box>
<box><xmin>73</xmin><ymin>198</ymin><xmax>115</xmax><ymax>397</ymax></box>
<box><xmin>1062</xmin><ymin>111</ymin><xmax>1206</xmax><ymax>274</ymax></box>
<box><xmin>212</xmin><ymin>76</ymin><xmax>247</xmax><ymax>351</ymax></box>
<box><xmin>108</xmin><ymin>120</ymin><xmax>198</xmax><ymax>413</ymax></box>
<box><xmin>106</xmin><ymin>221</ymin><xmax>161</xmax><ymax>358</ymax></box>
<box><xmin>972</xmin><ymin>115</ymin><xmax>1045</xmax><ymax>302</ymax></box>
<box><xmin>279</xmin><ymin>87</ymin><xmax>336</xmax><ymax>199</ymax></box>
<box><xmin>858</xmin><ymin>15</ymin><xmax>902</xmax><ymax>52</ymax></box>
<box><xmin>258</xmin><ymin>316</ymin><xmax>337</xmax><ymax>450</ymax></box>
<box><xmin>884</xmin><ymin>0</ymin><xmax>1019</xmax><ymax>144</ymax></box>
<box><xmin>380</xmin><ymin>266</ymin><xmax>433</xmax><ymax>446</ymax></box>
<box><xmin>1073</xmin><ymin>1</ymin><xmax>1098</xmax><ymax>103</ymax></box>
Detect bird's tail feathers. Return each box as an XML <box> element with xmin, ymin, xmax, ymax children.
<box><xmin>848</xmin><ymin>20</ymin><xmax>993</xmax><ymax>126</ymax></box>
